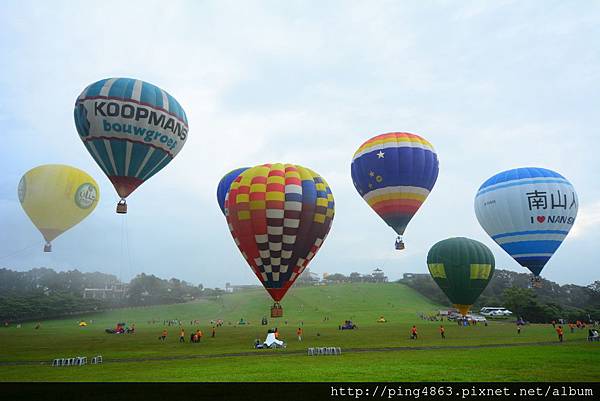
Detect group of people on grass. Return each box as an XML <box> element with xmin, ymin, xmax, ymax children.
<box><xmin>407</xmin><ymin>320</ymin><xmax>599</xmax><ymax>342</ymax></box>
<box><xmin>409</xmin><ymin>325</ymin><xmax>445</xmax><ymax>340</ymax></box>
<box><xmin>158</xmin><ymin>327</ymin><xmax>216</xmax><ymax>343</ymax></box>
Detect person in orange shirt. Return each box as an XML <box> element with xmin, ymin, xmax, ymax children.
<box><xmin>439</xmin><ymin>325</ymin><xmax>445</xmax><ymax>339</ymax></box>
<box><xmin>197</xmin><ymin>329</ymin><xmax>203</xmax><ymax>342</ymax></box>
<box><xmin>556</xmin><ymin>326</ymin><xmax>564</xmax><ymax>342</ymax></box>
<box><xmin>296</xmin><ymin>327</ymin><xmax>303</xmax><ymax>341</ymax></box>
<box><xmin>411</xmin><ymin>325</ymin><xmax>418</xmax><ymax>340</ymax></box>
<box><xmin>160</xmin><ymin>328</ymin><xmax>167</xmax><ymax>342</ymax></box>
<box><xmin>275</xmin><ymin>327</ymin><xmax>279</xmax><ymax>339</ymax></box>
<box><xmin>179</xmin><ymin>328</ymin><xmax>185</xmax><ymax>343</ymax></box>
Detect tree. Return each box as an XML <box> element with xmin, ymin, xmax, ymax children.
<box><xmin>324</xmin><ymin>273</ymin><xmax>348</xmax><ymax>283</ymax></box>
<box><xmin>502</xmin><ymin>287</ymin><xmax>552</xmax><ymax>322</ymax></box>
<box><xmin>588</xmin><ymin>281</ymin><xmax>600</xmax><ymax>294</ymax></box>
<box><xmin>349</xmin><ymin>272</ymin><xmax>362</xmax><ymax>283</ymax></box>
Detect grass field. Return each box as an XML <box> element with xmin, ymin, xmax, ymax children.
<box><xmin>1</xmin><ymin>283</ymin><xmax>598</xmax><ymax>381</ymax></box>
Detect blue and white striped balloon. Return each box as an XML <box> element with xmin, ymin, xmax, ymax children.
<box><xmin>74</xmin><ymin>78</ymin><xmax>188</xmax><ymax>208</ymax></box>
<box><xmin>474</xmin><ymin>167</ymin><xmax>578</xmax><ymax>277</ymax></box>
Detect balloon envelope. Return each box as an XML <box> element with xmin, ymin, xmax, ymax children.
<box><xmin>217</xmin><ymin>167</ymin><xmax>249</xmax><ymax>215</ymax></box>
<box><xmin>427</xmin><ymin>237</ymin><xmax>495</xmax><ymax>315</ymax></box>
<box><xmin>74</xmin><ymin>77</ymin><xmax>188</xmax><ymax>201</ymax></box>
<box><xmin>474</xmin><ymin>167</ymin><xmax>578</xmax><ymax>276</ymax></box>
<box><xmin>351</xmin><ymin>132</ymin><xmax>439</xmax><ymax>238</ymax></box>
<box><xmin>226</xmin><ymin>163</ymin><xmax>334</xmax><ymax>302</ymax></box>
<box><xmin>18</xmin><ymin>164</ymin><xmax>100</xmax><ymax>248</ymax></box>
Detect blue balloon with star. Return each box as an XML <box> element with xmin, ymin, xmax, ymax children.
<box><xmin>351</xmin><ymin>132</ymin><xmax>439</xmax><ymax>247</ymax></box>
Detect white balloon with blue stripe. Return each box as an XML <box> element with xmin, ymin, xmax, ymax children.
<box><xmin>474</xmin><ymin>167</ymin><xmax>578</xmax><ymax>277</ymax></box>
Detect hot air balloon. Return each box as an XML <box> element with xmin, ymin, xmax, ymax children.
<box><xmin>475</xmin><ymin>167</ymin><xmax>578</xmax><ymax>287</ymax></box>
<box><xmin>427</xmin><ymin>237</ymin><xmax>495</xmax><ymax>316</ymax></box>
<box><xmin>18</xmin><ymin>164</ymin><xmax>100</xmax><ymax>252</ymax></box>
<box><xmin>74</xmin><ymin>78</ymin><xmax>188</xmax><ymax>213</ymax></box>
<box><xmin>217</xmin><ymin>167</ymin><xmax>249</xmax><ymax>216</ymax></box>
<box><xmin>351</xmin><ymin>132</ymin><xmax>439</xmax><ymax>250</ymax></box>
<box><xmin>226</xmin><ymin>163</ymin><xmax>334</xmax><ymax>317</ymax></box>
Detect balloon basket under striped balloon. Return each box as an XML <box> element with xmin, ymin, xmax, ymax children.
<box><xmin>116</xmin><ymin>199</ymin><xmax>127</xmax><ymax>214</ymax></box>
<box><xmin>531</xmin><ymin>276</ymin><xmax>543</xmax><ymax>288</ymax></box>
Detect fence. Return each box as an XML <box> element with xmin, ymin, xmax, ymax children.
<box><xmin>307</xmin><ymin>347</ymin><xmax>341</xmax><ymax>356</ymax></box>
<box><xmin>52</xmin><ymin>355</ymin><xmax>102</xmax><ymax>367</ymax></box>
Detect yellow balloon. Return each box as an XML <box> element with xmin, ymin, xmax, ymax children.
<box><xmin>18</xmin><ymin>164</ymin><xmax>100</xmax><ymax>251</ymax></box>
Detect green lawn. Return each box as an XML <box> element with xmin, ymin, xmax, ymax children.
<box><xmin>1</xmin><ymin>283</ymin><xmax>598</xmax><ymax>381</ymax></box>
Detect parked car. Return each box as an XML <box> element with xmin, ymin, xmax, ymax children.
<box><xmin>466</xmin><ymin>314</ymin><xmax>487</xmax><ymax>322</ymax></box>
<box><xmin>480</xmin><ymin>307</ymin><xmax>512</xmax><ymax>317</ymax></box>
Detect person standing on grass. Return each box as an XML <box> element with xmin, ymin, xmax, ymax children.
<box><xmin>197</xmin><ymin>329</ymin><xmax>203</xmax><ymax>342</ymax></box>
<box><xmin>297</xmin><ymin>327</ymin><xmax>303</xmax><ymax>341</ymax></box>
<box><xmin>551</xmin><ymin>320</ymin><xmax>556</xmax><ymax>328</ymax></box>
<box><xmin>212</xmin><ymin>327</ymin><xmax>216</xmax><ymax>338</ymax></box>
<box><xmin>160</xmin><ymin>328</ymin><xmax>167</xmax><ymax>342</ymax></box>
<box><xmin>411</xmin><ymin>325</ymin><xmax>418</xmax><ymax>340</ymax></box>
<box><xmin>556</xmin><ymin>325</ymin><xmax>564</xmax><ymax>342</ymax></box>
<box><xmin>440</xmin><ymin>325</ymin><xmax>445</xmax><ymax>339</ymax></box>
<box><xmin>179</xmin><ymin>328</ymin><xmax>185</xmax><ymax>343</ymax></box>
<box><xmin>517</xmin><ymin>325</ymin><xmax>521</xmax><ymax>335</ymax></box>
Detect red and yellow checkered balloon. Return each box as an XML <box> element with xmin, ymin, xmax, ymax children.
<box><xmin>226</xmin><ymin>163</ymin><xmax>334</xmax><ymax>302</ymax></box>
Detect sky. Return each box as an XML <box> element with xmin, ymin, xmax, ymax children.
<box><xmin>0</xmin><ymin>0</ymin><xmax>599</xmax><ymax>288</ymax></box>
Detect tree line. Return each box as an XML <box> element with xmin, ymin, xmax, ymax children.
<box><xmin>0</xmin><ymin>267</ymin><xmax>220</xmax><ymax>322</ymax></box>
<box><xmin>399</xmin><ymin>269</ymin><xmax>600</xmax><ymax>322</ymax></box>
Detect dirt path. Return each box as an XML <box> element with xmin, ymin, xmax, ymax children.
<box><xmin>0</xmin><ymin>339</ymin><xmax>585</xmax><ymax>367</ymax></box>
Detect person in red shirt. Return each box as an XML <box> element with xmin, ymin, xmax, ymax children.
<box><xmin>556</xmin><ymin>326</ymin><xmax>564</xmax><ymax>342</ymax></box>
<box><xmin>296</xmin><ymin>327</ymin><xmax>303</xmax><ymax>341</ymax></box>
<box><xmin>410</xmin><ymin>325</ymin><xmax>418</xmax><ymax>340</ymax></box>
<box><xmin>439</xmin><ymin>325</ymin><xmax>445</xmax><ymax>339</ymax></box>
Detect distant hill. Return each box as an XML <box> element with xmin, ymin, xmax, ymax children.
<box><xmin>0</xmin><ymin>265</ymin><xmax>438</xmax><ymax>322</ymax></box>
<box><xmin>71</xmin><ymin>282</ymin><xmax>443</xmax><ymax>326</ymax></box>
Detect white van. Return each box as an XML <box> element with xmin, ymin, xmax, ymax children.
<box><xmin>480</xmin><ymin>307</ymin><xmax>513</xmax><ymax>317</ymax></box>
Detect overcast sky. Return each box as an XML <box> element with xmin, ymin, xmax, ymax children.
<box><xmin>1</xmin><ymin>1</ymin><xmax>598</xmax><ymax>288</ymax></box>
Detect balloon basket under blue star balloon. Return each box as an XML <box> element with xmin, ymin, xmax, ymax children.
<box><xmin>395</xmin><ymin>236</ymin><xmax>405</xmax><ymax>250</ymax></box>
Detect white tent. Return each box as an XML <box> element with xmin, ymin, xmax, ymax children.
<box><xmin>264</xmin><ymin>333</ymin><xmax>284</xmax><ymax>347</ymax></box>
